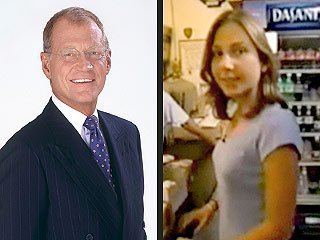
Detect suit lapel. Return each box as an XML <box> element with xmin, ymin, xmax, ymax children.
<box><xmin>98</xmin><ymin>112</ymin><xmax>132</xmax><ymax>223</ymax></box>
<box><xmin>98</xmin><ymin>111</ymin><xmax>127</xmax><ymax>206</ymax></box>
<box><xmin>42</xmin><ymin>100</ymin><xmax>122</xmax><ymax>231</ymax></box>
<box><xmin>99</xmin><ymin>115</ymin><xmax>146</xmax><ymax>239</ymax></box>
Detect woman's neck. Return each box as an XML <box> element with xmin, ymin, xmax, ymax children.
<box><xmin>233</xmin><ymin>89</ymin><xmax>260</xmax><ymax>119</ymax></box>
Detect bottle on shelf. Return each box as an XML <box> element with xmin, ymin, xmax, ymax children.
<box><xmin>314</xmin><ymin>106</ymin><xmax>320</xmax><ymax>132</ymax></box>
<box><xmin>310</xmin><ymin>87</ymin><xmax>319</xmax><ymax>101</ymax></box>
<box><xmin>294</xmin><ymin>73</ymin><xmax>303</xmax><ymax>101</ymax></box>
<box><xmin>301</xmin><ymin>105</ymin><xmax>307</xmax><ymax>116</ymax></box>
<box><xmin>291</xmin><ymin>105</ymin><xmax>298</xmax><ymax>116</ymax></box>
<box><xmin>296</xmin><ymin>105</ymin><xmax>303</xmax><ymax>132</ymax></box>
<box><xmin>305</xmin><ymin>48</ymin><xmax>316</xmax><ymax>68</ymax></box>
<box><xmin>285</xmin><ymin>48</ymin><xmax>294</xmax><ymax>59</ymax></box>
<box><xmin>311</xmin><ymin>105</ymin><xmax>317</xmax><ymax>132</ymax></box>
<box><xmin>311</xmin><ymin>105</ymin><xmax>317</xmax><ymax>117</ymax></box>
<box><xmin>313</xmin><ymin>136</ymin><xmax>320</xmax><ymax>159</ymax></box>
<box><xmin>302</xmin><ymin>139</ymin><xmax>313</xmax><ymax>160</ymax></box>
<box><xmin>304</xmin><ymin>106</ymin><xmax>314</xmax><ymax>132</ymax></box>
<box><xmin>302</xmin><ymin>81</ymin><xmax>310</xmax><ymax>101</ymax></box>
<box><xmin>296</xmin><ymin>48</ymin><xmax>306</xmax><ymax>69</ymax></box>
<box><xmin>298</xmin><ymin>167</ymin><xmax>309</xmax><ymax>195</ymax></box>
<box><xmin>300</xmin><ymin>106</ymin><xmax>308</xmax><ymax>132</ymax></box>
<box><xmin>307</xmin><ymin>166</ymin><xmax>320</xmax><ymax>194</ymax></box>
<box><xmin>283</xmin><ymin>73</ymin><xmax>295</xmax><ymax>101</ymax></box>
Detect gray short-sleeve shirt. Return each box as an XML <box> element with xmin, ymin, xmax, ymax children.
<box><xmin>212</xmin><ymin>103</ymin><xmax>303</xmax><ymax>240</ymax></box>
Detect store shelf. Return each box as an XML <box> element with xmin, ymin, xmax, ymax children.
<box><xmin>279</xmin><ymin>29</ymin><xmax>320</xmax><ymax>209</ymax></box>
<box><xmin>279</xmin><ymin>69</ymin><xmax>320</xmax><ymax>74</ymax></box>
<box><xmin>301</xmin><ymin>132</ymin><xmax>320</xmax><ymax>137</ymax></box>
<box><xmin>288</xmin><ymin>101</ymin><xmax>320</xmax><ymax>107</ymax></box>
<box><xmin>297</xmin><ymin>194</ymin><xmax>320</xmax><ymax>205</ymax></box>
<box><xmin>299</xmin><ymin>161</ymin><xmax>320</xmax><ymax>166</ymax></box>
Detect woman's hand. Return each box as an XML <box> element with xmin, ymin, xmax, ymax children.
<box><xmin>177</xmin><ymin>199</ymin><xmax>218</xmax><ymax>235</ymax></box>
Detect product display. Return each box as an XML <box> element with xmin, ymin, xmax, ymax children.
<box><xmin>278</xmin><ymin>34</ymin><xmax>320</xmax><ymax>203</ymax></box>
<box><xmin>252</xmin><ymin>1</ymin><xmax>320</xmax><ymax>237</ymax></box>
<box><xmin>278</xmin><ymin>48</ymin><xmax>320</xmax><ymax>69</ymax></box>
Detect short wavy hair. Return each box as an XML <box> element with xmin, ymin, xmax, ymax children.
<box><xmin>43</xmin><ymin>7</ymin><xmax>109</xmax><ymax>52</ymax></box>
<box><xmin>200</xmin><ymin>9</ymin><xmax>286</xmax><ymax>119</ymax></box>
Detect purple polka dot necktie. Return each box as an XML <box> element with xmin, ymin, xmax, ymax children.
<box><xmin>84</xmin><ymin>115</ymin><xmax>115</xmax><ymax>189</ymax></box>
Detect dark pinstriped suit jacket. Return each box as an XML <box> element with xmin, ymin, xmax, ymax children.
<box><xmin>0</xmin><ymin>99</ymin><xmax>146</xmax><ymax>240</ymax></box>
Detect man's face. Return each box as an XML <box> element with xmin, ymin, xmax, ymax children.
<box><xmin>41</xmin><ymin>18</ymin><xmax>110</xmax><ymax>114</ymax></box>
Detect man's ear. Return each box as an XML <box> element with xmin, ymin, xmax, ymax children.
<box><xmin>40</xmin><ymin>52</ymin><xmax>51</xmax><ymax>79</ymax></box>
<box><xmin>105</xmin><ymin>49</ymin><xmax>111</xmax><ymax>75</ymax></box>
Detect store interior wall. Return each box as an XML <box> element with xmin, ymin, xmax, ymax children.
<box><xmin>163</xmin><ymin>0</ymin><xmax>232</xmax><ymax>62</ymax></box>
<box><xmin>163</xmin><ymin>0</ymin><xmax>232</xmax><ymax>93</ymax></box>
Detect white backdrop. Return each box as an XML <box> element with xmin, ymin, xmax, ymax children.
<box><xmin>0</xmin><ymin>0</ymin><xmax>157</xmax><ymax>238</ymax></box>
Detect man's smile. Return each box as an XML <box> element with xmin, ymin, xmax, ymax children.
<box><xmin>70</xmin><ymin>78</ymin><xmax>95</xmax><ymax>83</ymax></box>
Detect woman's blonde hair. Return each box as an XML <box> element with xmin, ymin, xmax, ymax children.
<box><xmin>200</xmin><ymin>9</ymin><xmax>287</xmax><ymax>119</ymax></box>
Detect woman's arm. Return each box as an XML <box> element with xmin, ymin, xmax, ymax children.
<box><xmin>237</xmin><ymin>145</ymin><xmax>299</xmax><ymax>240</ymax></box>
<box><xmin>182</xmin><ymin>119</ymin><xmax>222</xmax><ymax>146</ymax></box>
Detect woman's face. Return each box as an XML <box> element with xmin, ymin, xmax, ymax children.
<box><xmin>211</xmin><ymin>22</ymin><xmax>263</xmax><ymax>101</ymax></box>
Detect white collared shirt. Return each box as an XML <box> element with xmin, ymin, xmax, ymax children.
<box><xmin>51</xmin><ymin>94</ymin><xmax>99</xmax><ymax>146</ymax></box>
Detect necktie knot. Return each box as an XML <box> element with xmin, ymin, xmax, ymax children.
<box><xmin>84</xmin><ymin>115</ymin><xmax>99</xmax><ymax>131</ymax></box>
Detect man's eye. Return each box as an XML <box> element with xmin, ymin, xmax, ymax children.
<box><xmin>64</xmin><ymin>52</ymin><xmax>76</xmax><ymax>57</ymax></box>
<box><xmin>88</xmin><ymin>51</ymin><xmax>99</xmax><ymax>56</ymax></box>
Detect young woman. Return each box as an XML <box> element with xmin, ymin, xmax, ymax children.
<box><xmin>200</xmin><ymin>10</ymin><xmax>303</xmax><ymax>240</ymax></box>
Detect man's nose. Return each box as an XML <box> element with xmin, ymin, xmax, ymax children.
<box><xmin>77</xmin><ymin>53</ymin><xmax>93</xmax><ymax>70</ymax></box>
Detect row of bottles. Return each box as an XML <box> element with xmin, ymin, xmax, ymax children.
<box><xmin>290</xmin><ymin>105</ymin><xmax>320</xmax><ymax>132</ymax></box>
<box><xmin>278</xmin><ymin>48</ymin><xmax>320</xmax><ymax>69</ymax></box>
<box><xmin>278</xmin><ymin>73</ymin><xmax>320</xmax><ymax>101</ymax></box>
<box><xmin>278</xmin><ymin>73</ymin><xmax>303</xmax><ymax>101</ymax></box>
<box><xmin>298</xmin><ymin>166</ymin><xmax>320</xmax><ymax>195</ymax></box>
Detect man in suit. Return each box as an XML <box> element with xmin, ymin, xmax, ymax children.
<box><xmin>0</xmin><ymin>7</ymin><xmax>146</xmax><ymax>240</ymax></box>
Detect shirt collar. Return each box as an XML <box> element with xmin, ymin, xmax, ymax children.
<box><xmin>51</xmin><ymin>94</ymin><xmax>99</xmax><ymax>136</ymax></box>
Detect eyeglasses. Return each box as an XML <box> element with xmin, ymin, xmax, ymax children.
<box><xmin>46</xmin><ymin>46</ymin><xmax>108</xmax><ymax>63</ymax></box>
